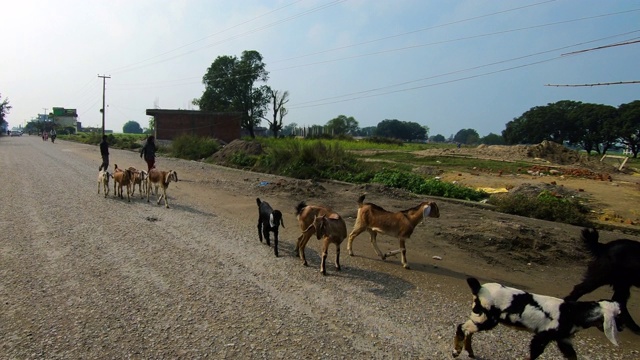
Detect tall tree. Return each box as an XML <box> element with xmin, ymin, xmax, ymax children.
<box><xmin>196</xmin><ymin>50</ymin><xmax>269</xmax><ymax>138</ymax></box>
<box><xmin>454</xmin><ymin>129</ymin><xmax>479</xmax><ymax>144</ymax></box>
<box><xmin>263</xmin><ymin>88</ymin><xmax>289</xmax><ymax>138</ymax></box>
<box><xmin>503</xmin><ymin>101</ymin><xmax>582</xmax><ymax>144</ymax></box>
<box><xmin>568</xmin><ymin>103</ymin><xmax>618</xmax><ymax>155</ymax></box>
<box><xmin>0</xmin><ymin>93</ymin><xmax>11</xmax><ymax>128</ymax></box>
<box><xmin>326</xmin><ymin>115</ymin><xmax>359</xmax><ymax>136</ymax></box>
<box><xmin>123</xmin><ymin>121</ymin><xmax>143</xmax><ymax>134</ymax></box>
<box><xmin>480</xmin><ymin>133</ymin><xmax>505</xmax><ymax>145</ymax></box>
<box><xmin>618</xmin><ymin>100</ymin><xmax>640</xmax><ymax>158</ymax></box>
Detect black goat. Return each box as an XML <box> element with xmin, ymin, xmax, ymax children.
<box><xmin>454</xmin><ymin>277</ymin><xmax>620</xmax><ymax>359</ymax></box>
<box><xmin>565</xmin><ymin>227</ymin><xmax>640</xmax><ymax>334</ymax></box>
<box><xmin>256</xmin><ymin>198</ymin><xmax>284</xmax><ymax>257</ymax></box>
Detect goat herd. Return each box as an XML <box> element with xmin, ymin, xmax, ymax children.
<box><xmin>256</xmin><ymin>195</ymin><xmax>640</xmax><ymax>359</ymax></box>
<box><xmin>97</xmin><ymin>165</ymin><xmax>178</xmax><ymax>208</ymax></box>
<box><xmin>95</xmin><ymin>162</ymin><xmax>639</xmax><ymax>359</ymax></box>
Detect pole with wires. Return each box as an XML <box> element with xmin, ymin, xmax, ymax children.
<box><xmin>98</xmin><ymin>74</ymin><xmax>111</xmax><ymax>135</ymax></box>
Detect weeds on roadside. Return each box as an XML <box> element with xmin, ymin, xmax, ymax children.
<box><xmin>171</xmin><ymin>134</ymin><xmax>220</xmax><ymax>160</ymax></box>
<box><xmin>488</xmin><ymin>190</ymin><xmax>591</xmax><ymax>226</ymax></box>
<box><xmin>371</xmin><ymin>169</ymin><xmax>488</xmax><ymax>201</ymax></box>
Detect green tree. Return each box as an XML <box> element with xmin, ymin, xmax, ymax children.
<box><xmin>281</xmin><ymin>122</ymin><xmax>298</xmax><ymax>136</ymax></box>
<box><xmin>0</xmin><ymin>93</ymin><xmax>11</xmax><ymax>128</ymax></box>
<box><xmin>375</xmin><ymin>119</ymin><xmax>426</xmax><ymax>141</ymax></box>
<box><xmin>123</xmin><ymin>121</ymin><xmax>143</xmax><ymax>134</ymax></box>
<box><xmin>453</xmin><ymin>129</ymin><xmax>479</xmax><ymax>144</ymax></box>
<box><xmin>196</xmin><ymin>50</ymin><xmax>269</xmax><ymax>138</ymax></box>
<box><xmin>263</xmin><ymin>88</ymin><xmax>289</xmax><ymax>138</ymax></box>
<box><xmin>503</xmin><ymin>101</ymin><xmax>582</xmax><ymax>144</ymax></box>
<box><xmin>480</xmin><ymin>133</ymin><xmax>505</xmax><ymax>145</ymax></box>
<box><xmin>568</xmin><ymin>103</ymin><xmax>618</xmax><ymax>155</ymax></box>
<box><xmin>326</xmin><ymin>115</ymin><xmax>359</xmax><ymax>136</ymax></box>
<box><xmin>618</xmin><ymin>100</ymin><xmax>640</xmax><ymax>158</ymax></box>
<box><xmin>430</xmin><ymin>134</ymin><xmax>446</xmax><ymax>142</ymax></box>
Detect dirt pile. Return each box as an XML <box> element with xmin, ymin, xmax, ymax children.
<box><xmin>209</xmin><ymin>139</ymin><xmax>264</xmax><ymax>163</ymax></box>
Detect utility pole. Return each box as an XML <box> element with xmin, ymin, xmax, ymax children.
<box><xmin>42</xmin><ymin>108</ymin><xmax>48</xmax><ymax>132</ymax></box>
<box><xmin>98</xmin><ymin>74</ymin><xmax>111</xmax><ymax>135</ymax></box>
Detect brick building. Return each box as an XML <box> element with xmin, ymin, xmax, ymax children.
<box><xmin>146</xmin><ymin>109</ymin><xmax>242</xmax><ymax>144</ymax></box>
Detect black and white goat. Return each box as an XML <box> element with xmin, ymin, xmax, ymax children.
<box><xmin>256</xmin><ymin>198</ymin><xmax>284</xmax><ymax>257</ymax></box>
<box><xmin>454</xmin><ymin>277</ymin><xmax>620</xmax><ymax>360</ymax></box>
<box><xmin>565</xmin><ymin>227</ymin><xmax>640</xmax><ymax>334</ymax></box>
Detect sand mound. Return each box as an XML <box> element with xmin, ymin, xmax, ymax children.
<box><xmin>210</xmin><ymin>139</ymin><xmax>264</xmax><ymax>163</ymax></box>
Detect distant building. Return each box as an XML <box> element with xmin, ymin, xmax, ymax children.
<box><xmin>51</xmin><ymin>107</ymin><xmax>78</xmax><ymax>132</ymax></box>
<box><xmin>146</xmin><ymin>109</ymin><xmax>242</xmax><ymax>144</ymax></box>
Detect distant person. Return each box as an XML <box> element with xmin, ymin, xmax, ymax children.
<box><xmin>99</xmin><ymin>135</ymin><xmax>109</xmax><ymax>171</ymax></box>
<box><xmin>50</xmin><ymin>129</ymin><xmax>57</xmax><ymax>143</ymax></box>
<box><xmin>140</xmin><ymin>135</ymin><xmax>158</xmax><ymax>171</ymax></box>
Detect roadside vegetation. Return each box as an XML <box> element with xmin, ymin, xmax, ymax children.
<box><xmin>60</xmin><ymin>133</ymin><xmax>636</xmax><ymax>226</ymax></box>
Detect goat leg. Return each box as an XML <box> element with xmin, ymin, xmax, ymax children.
<box><xmin>334</xmin><ymin>243</ymin><xmax>341</xmax><ymax>271</ymax></box>
<box><xmin>612</xmin><ymin>286</ymin><xmax>640</xmax><ymax>334</ymax></box>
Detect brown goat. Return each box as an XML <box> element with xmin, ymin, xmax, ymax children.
<box><xmin>347</xmin><ymin>194</ymin><xmax>440</xmax><ymax>269</ymax></box>
<box><xmin>127</xmin><ymin>166</ymin><xmax>147</xmax><ymax>198</ymax></box>
<box><xmin>310</xmin><ymin>214</ymin><xmax>347</xmax><ymax>275</ymax></box>
<box><xmin>146</xmin><ymin>168</ymin><xmax>178</xmax><ymax>208</ymax></box>
<box><xmin>294</xmin><ymin>201</ymin><xmax>335</xmax><ymax>266</ymax></box>
<box><xmin>112</xmin><ymin>164</ymin><xmax>133</xmax><ymax>202</ymax></box>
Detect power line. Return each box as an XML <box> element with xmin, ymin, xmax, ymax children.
<box><xmin>561</xmin><ymin>39</ymin><xmax>640</xmax><ymax>56</ymax></box>
<box><xmin>545</xmin><ymin>81</ymin><xmax>640</xmax><ymax>87</ymax></box>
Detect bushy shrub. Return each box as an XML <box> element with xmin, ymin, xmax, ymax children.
<box><xmin>366</xmin><ymin>136</ymin><xmax>404</xmax><ymax>146</ymax></box>
<box><xmin>171</xmin><ymin>134</ymin><xmax>220</xmax><ymax>160</ymax></box>
<box><xmin>255</xmin><ymin>140</ymin><xmax>365</xmax><ymax>181</ymax></box>
<box><xmin>488</xmin><ymin>191</ymin><xmax>591</xmax><ymax>226</ymax></box>
<box><xmin>371</xmin><ymin>169</ymin><xmax>487</xmax><ymax>201</ymax></box>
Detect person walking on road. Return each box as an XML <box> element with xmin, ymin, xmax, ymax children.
<box><xmin>140</xmin><ymin>135</ymin><xmax>158</xmax><ymax>171</ymax></box>
<box><xmin>98</xmin><ymin>135</ymin><xmax>109</xmax><ymax>171</ymax></box>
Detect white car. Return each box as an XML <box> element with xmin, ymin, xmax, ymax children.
<box><xmin>9</xmin><ymin>130</ymin><xmax>23</xmax><ymax>136</ymax></box>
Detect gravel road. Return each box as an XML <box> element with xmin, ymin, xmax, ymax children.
<box><xmin>1</xmin><ymin>136</ymin><xmax>637</xmax><ymax>359</ymax></box>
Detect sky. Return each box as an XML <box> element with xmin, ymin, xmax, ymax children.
<box><xmin>1</xmin><ymin>0</ymin><xmax>639</xmax><ymax>138</ymax></box>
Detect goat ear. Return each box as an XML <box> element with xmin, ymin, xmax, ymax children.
<box><xmin>423</xmin><ymin>205</ymin><xmax>432</xmax><ymax>219</ymax></box>
<box><xmin>600</xmin><ymin>301</ymin><xmax>620</xmax><ymax>346</ymax></box>
<box><xmin>280</xmin><ymin>217</ymin><xmax>285</xmax><ymax>228</ymax></box>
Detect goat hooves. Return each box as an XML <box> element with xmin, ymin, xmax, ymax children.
<box><xmin>403</xmin><ymin>264</ymin><xmax>411</xmax><ymax>270</ymax></box>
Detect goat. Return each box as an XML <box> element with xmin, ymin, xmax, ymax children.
<box><xmin>294</xmin><ymin>201</ymin><xmax>335</xmax><ymax>266</ymax></box>
<box><xmin>346</xmin><ymin>194</ymin><xmax>439</xmax><ymax>269</ymax></box>
<box><xmin>97</xmin><ymin>170</ymin><xmax>112</xmax><ymax>198</ymax></box>
<box><xmin>128</xmin><ymin>166</ymin><xmax>148</xmax><ymax>198</ymax></box>
<box><xmin>112</xmin><ymin>164</ymin><xmax>133</xmax><ymax>202</ymax></box>
<box><xmin>147</xmin><ymin>168</ymin><xmax>178</xmax><ymax>208</ymax></box>
<box><xmin>565</xmin><ymin>227</ymin><xmax>640</xmax><ymax>334</ymax></box>
<box><xmin>308</xmin><ymin>214</ymin><xmax>347</xmax><ymax>275</ymax></box>
<box><xmin>256</xmin><ymin>198</ymin><xmax>285</xmax><ymax>257</ymax></box>
<box><xmin>454</xmin><ymin>277</ymin><xmax>620</xmax><ymax>360</ymax></box>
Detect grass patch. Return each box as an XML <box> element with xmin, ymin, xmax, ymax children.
<box><xmin>488</xmin><ymin>190</ymin><xmax>591</xmax><ymax>226</ymax></box>
<box><xmin>171</xmin><ymin>134</ymin><xmax>220</xmax><ymax>160</ymax></box>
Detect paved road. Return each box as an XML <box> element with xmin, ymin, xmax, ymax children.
<box><xmin>1</xmin><ymin>135</ymin><xmax>636</xmax><ymax>359</ymax></box>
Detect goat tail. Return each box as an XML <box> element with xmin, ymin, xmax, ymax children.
<box><xmin>466</xmin><ymin>277</ymin><xmax>482</xmax><ymax>295</ymax></box>
<box><xmin>295</xmin><ymin>201</ymin><xmax>307</xmax><ymax>216</ymax></box>
<box><xmin>256</xmin><ymin>198</ymin><xmax>262</xmax><ymax>206</ymax></box>
<box><xmin>357</xmin><ymin>194</ymin><xmax>366</xmax><ymax>207</ymax></box>
<box><xmin>581</xmin><ymin>228</ymin><xmax>603</xmax><ymax>257</ymax></box>
<box><xmin>600</xmin><ymin>301</ymin><xmax>621</xmax><ymax>346</ymax></box>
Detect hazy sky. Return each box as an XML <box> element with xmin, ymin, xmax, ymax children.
<box><xmin>2</xmin><ymin>0</ymin><xmax>639</xmax><ymax>138</ymax></box>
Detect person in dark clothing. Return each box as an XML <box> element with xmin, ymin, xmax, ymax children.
<box><xmin>140</xmin><ymin>135</ymin><xmax>158</xmax><ymax>171</ymax></box>
<box><xmin>99</xmin><ymin>135</ymin><xmax>109</xmax><ymax>171</ymax></box>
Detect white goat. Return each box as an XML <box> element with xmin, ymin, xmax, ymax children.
<box><xmin>453</xmin><ymin>277</ymin><xmax>621</xmax><ymax>360</ymax></box>
<box><xmin>146</xmin><ymin>168</ymin><xmax>178</xmax><ymax>208</ymax></box>
<box><xmin>347</xmin><ymin>194</ymin><xmax>440</xmax><ymax>269</ymax></box>
<box><xmin>307</xmin><ymin>214</ymin><xmax>347</xmax><ymax>275</ymax></box>
<box><xmin>97</xmin><ymin>170</ymin><xmax>112</xmax><ymax>198</ymax></box>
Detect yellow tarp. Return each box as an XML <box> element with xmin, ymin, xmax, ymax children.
<box><xmin>477</xmin><ymin>187</ymin><xmax>509</xmax><ymax>194</ymax></box>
